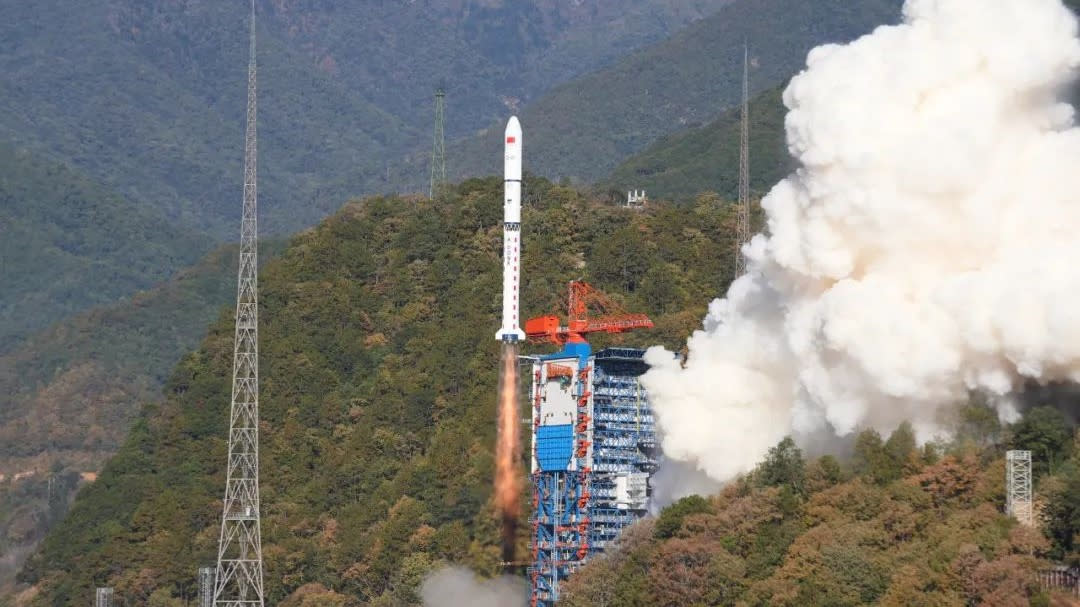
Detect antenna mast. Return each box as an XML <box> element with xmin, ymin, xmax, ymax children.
<box><xmin>430</xmin><ymin>88</ymin><xmax>447</xmax><ymax>198</ymax></box>
<box><xmin>734</xmin><ymin>44</ymin><xmax>751</xmax><ymax>279</ymax></box>
<box><xmin>214</xmin><ymin>2</ymin><xmax>265</xmax><ymax>605</ymax></box>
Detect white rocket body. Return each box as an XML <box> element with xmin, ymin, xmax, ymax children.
<box><xmin>496</xmin><ymin>116</ymin><xmax>526</xmax><ymax>342</ymax></box>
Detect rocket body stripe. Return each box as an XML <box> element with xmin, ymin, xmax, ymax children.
<box><xmin>497</xmin><ymin>116</ymin><xmax>526</xmax><ymax>342</ymax></box>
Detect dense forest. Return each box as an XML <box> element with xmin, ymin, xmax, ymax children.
<box><xmin>0</xmin><ymin>0</ymin><xmax>893</xmax><ymax>402</ymax></box>
<box><xmin>0</xmin><ymin>143</ymin><xmax>209</xmax><ymax>346</ymax></box>
<box><xmin>14</xmin><ymin>178</ymin><xmax>741</xmax><ymax>605</ymax></box>
<box><xmin>0</xmin><ymin>241</ymin><xmax>291</xmax><ymax>589</ymax></box>
<box><xmin>15</xmin><ymin>178</ymin><xmax>1079</xmax><ymax>606</ymax></box>
<box><xmin>0</xmin><ymin>0</ymin><xmax>731</xmax><ymax>239</ymax></box>
<box><xmin>603</xmin><ymin>87</ymin><xmax>791</xmax><ymax>202</ymax></box>
<box><xmin>563</xmin><ymin>406</ymin><xmax>1080</xmax><ymax>606</ymax></box>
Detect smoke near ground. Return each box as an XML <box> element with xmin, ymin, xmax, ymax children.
<box><xmin>648</xmin><ymin>457</ymin><xmax>723</xmax><ymax>511</ymax></box>
<box><xmin>643</xmin><ymin>0</ymin><xmax>1080</xmax><ymax>483</ymax></box>
<box><xmin>494</xmin><ymin>343</ymin><xmax>521</xmax><ymax>561</ymax></box>
<box><xmin>420</xmin><ymin>567</ymin><xmax>527</xmax><ymax>607</ymax></box>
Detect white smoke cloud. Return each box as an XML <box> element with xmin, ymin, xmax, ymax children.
<box><xmin>642</xmin><ymin>0</ymin><xmax>1080</xmax><ymax>484</ymax></box>
<box><xmin>420</xmin><ymin>567</ymin><xmax>527</xmax><ymax>607</ymax></box>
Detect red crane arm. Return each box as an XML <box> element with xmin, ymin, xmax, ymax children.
<box><xmin>525</xmin><ymin>281</ymin><xmax>653</xmax><ymax>344</ymax></box>
<box><xmin>583</xmin><ymin>315</ymin><xmax>654</xmax><ymax>334</ymax></box>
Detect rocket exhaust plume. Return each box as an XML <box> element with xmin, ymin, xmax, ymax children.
<box><xmin>495</xmin><ymin>342</ymin><xmax>521</xmax><ymax>562</ymax></box>
<box><xmin>643</xmin><ymin>0</ymin><xmax>1080</xmax><ymax>485</ymax></box>
<box><xmin>495</xmin><ymin>116</ymin><xmax>524</xmax><ymax>561</ymax></box>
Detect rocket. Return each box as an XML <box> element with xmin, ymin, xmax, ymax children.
<box><xmin>496</xmin><ymin>116</ymin><xmax>526</xmax><ymax>342</ymax></box>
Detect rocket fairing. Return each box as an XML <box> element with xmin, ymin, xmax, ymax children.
<box><xmin>496</xmin><ymin>116</ymin><xmax>526</xmax><ymax>342</ymax></box>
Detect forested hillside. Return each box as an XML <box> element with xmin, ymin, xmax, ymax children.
<box><xmin>0</xmin><ymin>143</ymin><xmax>209</xmax><ymax>346</ymax></box>
<box><xmin>0</xmin><ymin>0</ymin><xmax>730</xmax><ymax>237</ymax></box>
<box><xmin>257</xmin><ymin>0</ymin><xmax>736</xmax><ymax>137</ymax></box>
<box><xmin>0</xmin><ymin>241</ymin><xmax>285</xmax><ymax>590</ymax></box>
<box><xmin>0</xmin><ymin>0</ymin><xmax>733</xmax><ymax>377</ymax></box>
<box><xmin>449</xmin><ymin>0</ymin><xmax>904</xmax><ymax>185</ymax></box>
<box><xmin>15</xmin><ymin>179</ymin><xmax>742</xmax><ymax>605</ymax></box>
<box><xmin>0</xmin><ymin>0</ymin><xmax>407</xmax><ymax>236</ymax></box>
<box><xmin>603</xmin><ymin>87</ymin><xmax>790</xmax><ymax>202</ymax></box>
<box><xmin>563</xmin><ymin>409</ymin><xmax>1080</xmax><ymax>606</ymax></box>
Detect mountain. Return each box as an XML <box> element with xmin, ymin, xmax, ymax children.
<box><xmin>447</xmin><ymin>0</ymin><xmax>905</xmax><ymax>186</ymax></box>
<box><xmin>0</xmin><ymin>143</ymin><xmax>210</xmax><ymax>347</ymax></box>
<box><xmin>562</xmin><ymin>413</ymin><xmax>1080</xmax><ymax>606</ymax></box>
<box><xmin>602</xmin><ymin>0</ymin><xmax>1080</xmax><ymax>205</ymax></box>
<box><xmin>0</xmin><ymin>2</ymin><xmax>749</xmax><ymax>587</ymax></box>
<box><xmin>14</xmin><ymin>178</ymin><xmax>743</xmax><ymax>605</ymax></box>
<box><xmin>0</xmin><ymin>0</ymin><xmax>735</xmax><ymax>357</ymax></box>
<box><xmin>0</xmin><ymin>0</ymin><xmax>410</xmax><ymax>236</ymax></box>
<box><xmin>603</xmin><ymin>86</ymin><xmax>790</xmax><ymax>202</ymax></box>
<box><xmin>15</xmin><ymin>177</ymin><xmax>1080</xmax><ymax>603</ymax></box>
<box><xmin>257</xmin><ymin>0</ymin><xmax>737</xmax><ymax>140</ymax></box>
<box><xmin>0</xmin><ymin>241</ymin><xmax>288</xmax><ymax>591</ymax></box>
<box><xmin>0</xmin><ymin>0</ymin><xmax>733</xmax><ymax>238</ymax></box>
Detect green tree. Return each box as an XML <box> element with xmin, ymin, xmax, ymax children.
<box><xmin>1011</xmin><ymin>406</ymin><xmax>1073</xmax><ymax>477</ymax></box>
<box><xmin>1044</xmin><ymin>456</ymin><xmax>1080</xmax><ymax>564</ymax></box>
<box><xmin>754</xmin><ymin>436</ymin><xmax>807</xmax><ymax>496</ymax></box>
<box><xmin>854</xmin><ymin>424</ymin><xmax>918</xmax><ymax>485</ymax></box>
<box><xmin>954</xmin><ymin>397</ymin><xmax>1003</xmax><ymax>447</ymax></box>
<box><xmin>653</xmin><ymin>495</ymin><xmax>712</xmax><ymax>539</ymax></box>
<box><xmin>589</xmin><ymin>226</ymin><xmax>650</xmax><ymax>293</ymax></box>
<box><xmin>854</xmin><ymin>429</ymin><xmax>893</xmax><ymax>484</ymax></box>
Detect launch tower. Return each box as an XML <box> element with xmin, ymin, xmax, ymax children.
<box><xmin>525</xmin><ymin>282</ymin><xmax>658</xmax><ymax>607</ymax></box>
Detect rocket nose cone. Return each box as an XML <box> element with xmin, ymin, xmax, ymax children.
<box><xmin>505</xmin><ymin>116</ymin><xmax>522</xmax><ymax>138</ymax></box>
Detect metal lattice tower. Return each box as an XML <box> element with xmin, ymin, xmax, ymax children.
<box><xmin>529</xmin><ymin>348</ymin><xmax>657</xmax><ymax>607</ymax></box>
<box><xmin>1006</xmin><ymin>450</ymin><xmax>1034</xmax><ymax>526</ymax></box>
<box><xmin>199</xmin><ymin>567</ymin><xmax>215</xmax><ymax>607</ymax></box>
<box><xmin>213</xmin><ymin>2</ymin><xmax>265</xmax><ymax>605</ymax></box>
<box><xmin>429</xmin><ymin>88</ymin><xmax>447</xmax><ymax>198</ymax></box>
<box><xmin>95</xmin><ymin>587</ymin><xmax>113</xmax><ymax>607</ymax></box>
<box><xmin>733</xmin><ymin>44</ymin><xmax>751</xmax><ymax>279</ymax></box>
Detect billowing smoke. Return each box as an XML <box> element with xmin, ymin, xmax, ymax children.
<box><xmin>643</xmin><ymin>0</ymin><xmax>1080</xmax><ymax>483</ymax></box>
<box><xmin>420</xmin><ymin>567</ymin><xmax>527</xmax><ymax>607</ymax></box>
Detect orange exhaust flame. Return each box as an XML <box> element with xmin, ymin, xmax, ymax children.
<box><xmin>495</xmin><ymin>342</ymin><xmax>521</xmax><ymax>562</ymax></box>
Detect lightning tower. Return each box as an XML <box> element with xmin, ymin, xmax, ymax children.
<box><xmin>733</xmin><ymin>44</ymin><xmax>751</xmax><ymax>278</ymax></box>
<box><xmin>213</xmin><ymin>2</ymin><xmax>265</xmax><ymax>605</ymax></box>
<box><xmin>430</xmin><ymin>88</ymin><xmax>447</xmax><ymax>198</ymax></box>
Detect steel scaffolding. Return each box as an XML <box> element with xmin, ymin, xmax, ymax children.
<box><xmin>1006</xmin><ymin>450</ymin><xmax>1034</xmax><ymax>526</ymax></box>
<box><xmin>528</xmin><ymin>346</ymin><xmax>656</xmax><ymax>607</ymax></box>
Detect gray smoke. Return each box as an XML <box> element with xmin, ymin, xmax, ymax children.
<box><xmin>420</xmin><ymin>567</ymin><xmax>527</xmax><ymax>607</ymax></box>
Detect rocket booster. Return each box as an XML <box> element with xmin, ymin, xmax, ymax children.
<box><xmin>496</xmin><ymin>116</ymin><xmax>526</xmax><ymax>342</ymax></box>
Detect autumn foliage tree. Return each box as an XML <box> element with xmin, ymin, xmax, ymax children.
<box><xmin>564</xmin><ymin>422</ymin><xmax>1060</xmax><ymax>607</ymax></box>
